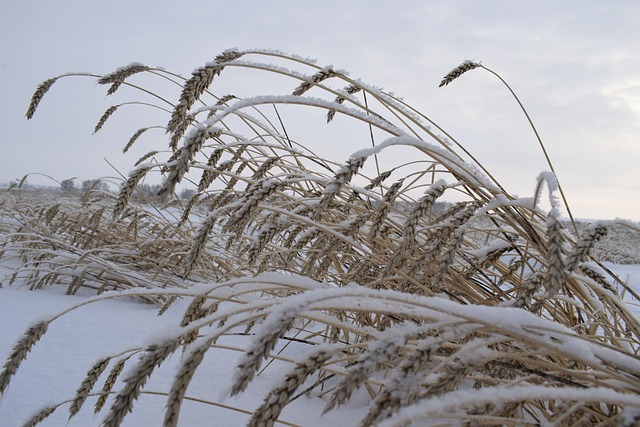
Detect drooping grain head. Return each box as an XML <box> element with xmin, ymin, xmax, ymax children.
<box><xmin>439</xmin><ymin>61</ymin><xmax>481</xmax><ymax>87</ymax></box>
<box><xmin>0</xmin><ymin>321</ymin><xmax>49</xmax><ymax>397</ymax></box>
<box><xmin>293</xmin><ymin>68</ymin><xmax>340</xmax><ymax>96</ymax></box>
<box><xmin>26</xmin><ymin>78</ymin><xmax>58</xmax><ymax>119</ymax></box>
<box><xmin>98</xmin><ymin>63</ymin><xmax>151</xmax><ymax>95</ymax></box>
<box><xmin>94</xmin><ymin>105</ymin><xmax>119</xmax><ymax>134</ymax></box>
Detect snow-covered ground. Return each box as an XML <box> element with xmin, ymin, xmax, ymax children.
<box><xmin>0</xmin><ymin>282</ymin><xmax>370</xmax><ymax>426</ymax></box>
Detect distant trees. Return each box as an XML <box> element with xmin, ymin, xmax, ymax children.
<box><xmin>60</xmin><ymin>178</ymin><xmax>109</xmax><ymax>193</ymax></box>
<box><xmin>60</xmin><ymin>178</ymin><xmax>76</xmax><ymax>192</ymax></box>
<box><xmin>81</xmin><ymin>179</ymin><xmax>109</xmax><ymax>193</ymax></box>
<box><xmin>56</xmin><ymin>177</ymin><xmax>193</xmax><ymax>200</ymax></box>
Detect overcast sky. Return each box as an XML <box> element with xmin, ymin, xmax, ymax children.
<box><xmin>1</xmin><ymin>1</ymin><xmax>639</xmax><ymax>220</ymax></box>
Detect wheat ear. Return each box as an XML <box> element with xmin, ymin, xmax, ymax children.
<box><xmin>68</xmin><ymin>357</ymin><xmax>111</xmax><ymax>418</ymax></box>
<box><xmin>26</xmin><ymin>78</ymin><xmax>58</xmax><ymax>119</ymax></box>
<box><xmin>384</xmin><ymin>180</ymin><xmax>447</xmax><ymax>275</ymax></box>
<box><xmin>94</xmin><ymin>105</ymin><xmax>118</xmax><ymax>134</ymax></box>
<box><xmin>94</xmin><ymin>358</ymin><xmax>127</xmax><ymax>415</ymax></box>
<box><xmin>544</xmin><ymin>208</ymin><xmax>568</xmax><ymax>297</ymax></box>
<box><xmin>183</xmin><ymin>213</ymin><xmax>218</xmax><ymax>278</ymax></box>
<box><xmin>102</xmin><ymin>340</ymin><xmax>179</xmax><ymax>427</ymax></box>
<box><xmin>113</xmin><ymin>165</ymin><xmax>153</xmax><ymax>218</ymax></box>
<box><xmin>164</xmin><ymin>344</ymin><xmax>210</xmax><ymax>427</ymax></box>
<box><xmin>166</xmin><ymin>49</ymin><xmax>243</xmax><ymax>135</ymax></box>
<box><xmin>230</xmin><ymin>305</ymin><xmax>304</xmax><ymax>396</ymax></box>
<box><xmin>123</xmin><ymin>127</ymin><xmax>149</xmax><ymax>153</ymax></box>
<box><xmin>313</xmin><ymin>155</ymin><xmax>367</xmax><ymax>219</ymax></box>
<box><xmin>324</xmin><ymin>332</ymin><xmax>407</xmax><ymax>413</ymax></box>
<box><xmin>369</xmin><ymin>179</ymin><xmax>404</xmax><ymax>239</ymax></box>
<box><xmin>566</xmin><ymin>223</ymin><xmax>608</xmax><ymax>272</ymax></box>
<box><xmin>249</xmin><ymin>348</ymin><xmax>331</xmax><ymax>427</ymax></box>
<box><xmin>0</xmin><ymin>321</ymin><xmax>48</xmax><ymax>397</ymax></box>
<box><xmin>158</xmin><ymin>127</ymin><xmax>221</xmax><ymax>199</ymax></box>
<box><xmin>21</xmin><ymin>405</ymin><xmax>57</xmax><ymax>427</ymax></box>
<box><xmin>292</xmin><ymin>67</ymin><xmax>340</xmax><ymax>96</ymax></box>
<box><xmin>98</xmin><ymin>63</ymin><xmax>150</xmax><ymax>95</ymax></box>
<box><xmin>438</xmin><ymin>61</ymin><xmax>481</xmax><ymax>87</ymax></box>
<box><xmin>327</xmin><ymin>84</ymin><xmax>361</xmax><ymax>122</ymax></box>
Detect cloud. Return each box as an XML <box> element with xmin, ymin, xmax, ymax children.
<box><xmin>603</xmin><ymin>79</ymin><xmax>640</xmax><ymax>117</ymax></box>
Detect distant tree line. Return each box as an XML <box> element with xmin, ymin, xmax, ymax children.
<box><xmin>59</xmin><ymin>178</ymin><xmax>194</xmax><ymax>199</ymax></box>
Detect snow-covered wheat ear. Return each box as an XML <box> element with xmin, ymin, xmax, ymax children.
<box><xmin>248</xmin><ymin>348</ymin><xmax>332</xmax><ymax>427</ymax></box>
<box><xmin>566</xmin><ymin>223</ymin><xmax>608</xmax><ymax>272</ymax></box>
<box><xmin>68</xmin><ymin>357</ymin><xmax>111</xmax><ymax>419</ymax></box>
<box><xmin>369</xmin><ymin>178</ymin><xmax>404</xmax><ymax>239</ymax></box>
<box><xmin>579</xmin><ymin>264</ymin><xmax>616</xmax><ymax>293</ymax></box>
<box><xmin>544</xmin><ymin>208</ymin><xmax>568</xmax><ymax>297</ymax></box>
<box><xmin>313</xmin><ymin>155</ymin><xmax>367</xmax><ymax>219</ymax></box>
<box><xmin>26</xmin><ymin>78</ymin><xmax>57</xmax><ymax>119</ymax></box>
<box><xmin>324</xmin><ymin>330</ymin><xmax>408</xmax><ymax>414</ymax></box>
<box><xmin>0</xmin><ymin>321</ymin><xmax>48</xmax><ymax>397</ymax></box>
<box><xmin>158</xmin><ymin>127</ymin><xmax>220</xmax><ymax>200</ymax></box>
<box><xmin>98</xmin><ymin>63</ymin><xmax>150</xmax><ymax>95</ymax></box>
<box><xmin>512</xmin><ymin>272</ymin><xmax>544</xmax><ymax>309</ymax></box>
<box><xmin>102</xmin><ymin>340</ymin><xmax>180</xmax><ymax>427</ymax></box>
<box><xmin>292</xmin><ymin>67</ymin><xmax>340</xmax><ymax>96</ymax></box>
<box><xmin>431</xmin><ymin>203</ymin><xmax>479</xmax><ymax>292</ymax></box>
<box><xmin>438</xmin><ymin>60</ymin><xmax>481</xmax><ymax>87</ymax></box>
<box><xmin>166</xmin><ymin>49</ymin><xmax>244</xmax><ymax>135</ymax></box>
<box><xmin>327</xmin><ymin>84</ymin><xmax>361</xmax><ymax>122</ymax></box>
<box><xmin>166</xmin><ymin>66</ymin><xmax>221</xmax><ymax>135</ymax></box>
<box><xmin>357</xmin><ymin>329</ymin><xmax>462</xmax><ymax>426</ymax></box>
<box><xmin>384</xmin><ymin>179</ymin><xmax>447</xmax><ymax>275</ymax></box>
<box><xmin>229</xmin><ymin>301</ymin><xmax>307</xmax><ymax>397</ymax></box>
<box><xmin>180</xmin><ymin>296</ymin><xmax>210</xmax><ymax>344</ymax></box>
<box><xmin>164</xmin><ymin>343</ymin><xmax>211</xmax><ymax>427</ymax></box>
<box><xmin>182</xmin><ymin>213</ymin><xmax>218</xmax><ymax>278</ymax></box>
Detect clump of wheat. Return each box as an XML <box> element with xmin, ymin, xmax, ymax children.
<box><xmin>3</xmin><ymin>49</ymin><xmax>639</xmax><ymax>426</ymax></box>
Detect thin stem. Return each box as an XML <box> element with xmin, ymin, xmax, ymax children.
<box><xmin>479</xmin><ymin>65</ymin><xmax>579</xmax><ymax>237</ymax></box>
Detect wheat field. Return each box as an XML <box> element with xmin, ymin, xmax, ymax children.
<box><xmin>2</xmin><ymin>48</ymin><xmax>640</xmax><ymax>426</ymax></box>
